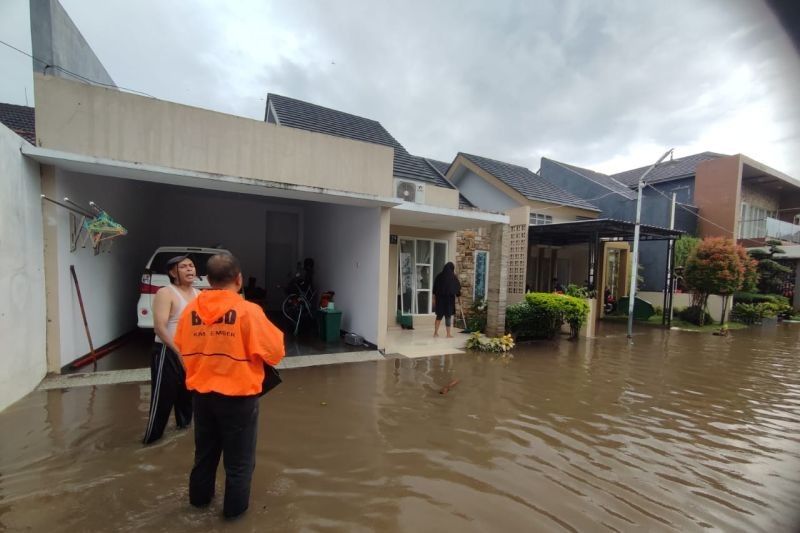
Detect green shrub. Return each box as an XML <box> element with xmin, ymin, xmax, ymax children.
<box><xmin>733</xmin><ymin>292</ymin><xmax>793</xmax><ymax>319</ymax></box>
<box><xmin>676</xmin><ymin>306</ymin><xmax>713</xmax><ymax>326</ymax></box>
<box><xmin>733</xmin><ymin>292</ymin><xmax>789</xmax><ymax>306</ymax></box>
<box><xmin>564</xmin><ymin>284</ymin><xmax>589</xmax><ymax>299</ymax></box>
<box><xmin>465</xmin><ymin>332</ymin><xmax>515</xmax><ymax>353</ymax></box>
<box><xmin>465</xmin><ymin>298</ymin><xmax>487</xmax><ymax>333</ymax></box>
<box><xmin>731</xmin><ymin>302</ymin><xmax>778</xmax><ymax>324</ymax></box>
<box><xmin>505</xmin><ymin>292</ymin><xmax>589</xmax><ymax>339</ymax></box>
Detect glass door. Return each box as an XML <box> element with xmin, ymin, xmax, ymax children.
<box><xmin>398</xmin><ymin>238</ymin><xmax>448</xmax><ymax>314</ymax></box>
<box><xmin>399</xmin><ymin>239</ymin><xmax>415</xmax><ymax>315</ymax></box>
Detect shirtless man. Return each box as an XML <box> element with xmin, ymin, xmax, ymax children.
<box><xmin>142</xmin><ymin>255</ymin><xmax>198</xmax><ymax>444</ymax></box>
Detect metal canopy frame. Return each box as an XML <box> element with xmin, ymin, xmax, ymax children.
<box><xmin>528</xmin><ymin>219</ymin><xmax>684</xmax><ymax>327</ymax></box>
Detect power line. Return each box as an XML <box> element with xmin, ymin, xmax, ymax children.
<box><xmin>0</xmin><ymin>38</ymin><xmax>155</xmax><ymax>98</ymax></box>
<box><xmin>531</xmin><ymin>189</ymin><xmax>634</xmax><ymax>213</ymax></box>
<box><xmin>644</xmin><ymin>182</ymin><xmax>737</xmax><ymax>236</ymax></box>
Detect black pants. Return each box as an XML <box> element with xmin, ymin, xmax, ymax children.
<box><xmin>142</xmin><ymin>343</ymin><xmax>192</xmax><ymax>444</ymax></box>
<box><xmin>190</xmin><ymin>393</ymin><xmax>259</xmax><ymax>518</ymax></box>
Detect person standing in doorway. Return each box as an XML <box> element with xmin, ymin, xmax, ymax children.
<box><xmin>142</xmin><ymin>255</ymin><xmax>198</xmax><ymax>444</ymax></box>
<box><xmin>432</xmin><ymin>262</ymin><xmax>461</xmax><ymax>338</ymax></box>
<box><xmin>175</xmin><ymin>253</ymin><xmax>285</xmax><ymax>520</ymax></box>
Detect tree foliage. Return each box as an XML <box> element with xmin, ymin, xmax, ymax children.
<box><xmin>674</xmin><ymin>236</ymin><xmax>700</xmax><ymax>268</ymax></box>
<box><xmin>748</xmin><ymin>240</ymin><xmax>792</xmax><ymax>295</ymax></box>
<box><xmin>684</xmin><ymin>237</ymin><xmax>759</xmax><ymax>325</ymax></box>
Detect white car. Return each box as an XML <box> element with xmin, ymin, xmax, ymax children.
<box><xmin>136</xmin><ymin>246</ymin><xmax>230</xmax><ymax>328</ymax></box>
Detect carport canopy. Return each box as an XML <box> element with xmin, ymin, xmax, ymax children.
<box><xmin>528</xmin><ymin>218</ymin><xmax>683</xmax><ymax>245</ymax></box>
<box><xmin>528</xmin><ymin>218</ymin><xmax>684</xmax><ymax>327</ymax></box>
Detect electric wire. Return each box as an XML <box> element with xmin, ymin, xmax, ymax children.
<box><xmin>0</xmin><ymin>38</ymin><xmax>155</xmax><ymax>98</ymax></box>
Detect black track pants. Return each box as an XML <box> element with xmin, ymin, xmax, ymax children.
<box><xmin>189</xmin><ymin>393</ymin><xmax>259</xmax><ymax>519</ymax></box>
<box><xmin>142</xmin><ymin>343</ymin><xmax>193</xmax><ymax>444</ymax></box>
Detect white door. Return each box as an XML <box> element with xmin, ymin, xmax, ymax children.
<box><xmin>398</xmin><ymin>238</ymin><xmax>447</xmax><ymax>314</ymax></box>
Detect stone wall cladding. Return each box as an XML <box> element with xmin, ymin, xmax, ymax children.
<box><xmin>456</xmin><ymin>227</ymin><xmax>492</xmax><ymax>313</ymax></box>
<box><xmin>741</xmin><ymin>184</ymin><xmax>780</xmax><ymax>212</ymax></box>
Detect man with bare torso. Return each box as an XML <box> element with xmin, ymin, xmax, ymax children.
<box><xmin>142</xmin><ymin>255</ymin><xmax>198</xmax><ymax>444</ymax></box>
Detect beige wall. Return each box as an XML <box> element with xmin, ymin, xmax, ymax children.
<box><xmin>527</xmin><ymin>200</ymin><xmax>598</xmax><ymax>222</ymax></box>
<box><xmin>638</xmin><ymin>291</ymin><xmax>732</xmax><ymax>324</ymax></box>
<box><xmin>423</xmin><ymin>184</ymin><xmax>460</xmax><ymax>210</ymax></box>
<box><xmin>695</xmin><ymin>155</ymin><xmax>742</xmax><ymax>238</ymax></box>
<box><xmin>34</xmin><ymin>75</ymin><xmax>395</xmax><ymax>198</ymax></box>
<box><xmin>377</xmin><ymin>208</ymin><xmax>391</xmax><ymax>348</ymax></box>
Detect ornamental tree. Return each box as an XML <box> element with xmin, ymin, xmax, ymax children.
<box><xmin>684</xmin><ymin>237</ymin><xmax>759</xmax><ymax>325</ymax></box>
<box><xmin>748</xmin><ymin>239</ymin><xmax>792</xmax><ymax>295</ymax></box>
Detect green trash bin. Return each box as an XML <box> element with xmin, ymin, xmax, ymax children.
<box><xmin>317</xmin><ymin>309</ymin><xmax>342</xmax><ymax>342</ymax></box>
<box><xmin>617</xmin><ymin>296</ymin><xmax>655</xmax><ymax>320</ymax></box>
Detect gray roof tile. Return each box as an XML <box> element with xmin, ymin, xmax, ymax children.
<box><xmin>460</xmin><ymin>153</ymin><xmax>599</xmax><ymax>211</ymax></box>
<box><xmin>266</xmin><ymin>94</ymin><xmax>452</xmax><ymax>189</ymax></box>
<box><xmin>542</xmin><ymin>157</ymin><xmax>636</xmax><ymax>199</ymax></box>
<box><xmin>0</xmin><ymin>103</ymin><xmax>35</xmax><ymax>144</ymax></box>
<box><xmin>424</xmin><ymin>158</ymin><xmax>474</xmax><ymax>208</ymax></box>
<box><xmin>610</xmin><ymin>151</ymin><xmax>726</xmax><ymax>186</ymax></box>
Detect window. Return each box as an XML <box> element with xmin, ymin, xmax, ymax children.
<box><xmin>473</xmin><ymin>250</ymin><xmax>489</xmax><ymax>301</ymax></box>
<box><xmin>530</xmin><ymin>213</ymin><xmax>553</xmax><ymax>225</ymax></box>
<box><xmin>739</xmin><ymin>203</ymin><xmax>748</xmax><ymax>238</ymax></box>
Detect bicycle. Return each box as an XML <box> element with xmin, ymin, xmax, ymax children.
<box><xmin>282</xmin><ymin>277</ymin><xmax>316</xmax><ymax>335</ymax></box>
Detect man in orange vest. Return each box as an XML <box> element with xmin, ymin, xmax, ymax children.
<box><xmin>175</xmin><ymin>253</ymin><xmax>285</xmax><ymax>520</ymax></box>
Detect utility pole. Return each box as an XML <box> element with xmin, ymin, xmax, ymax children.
<box><xmin>627</xmin><ymin>148</ymin><xmax>674</xmax><ymax>339</ymax></box>
<box><xmin>662</xmin><ymin>192</ymin><xmax>677</xmax><ymax>326</ymax></box>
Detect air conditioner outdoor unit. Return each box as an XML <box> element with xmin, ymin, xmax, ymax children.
<box><xmin>395</xmin><ymin>179</ymin><xmax>426</xmax><ymax>204</ymax></box>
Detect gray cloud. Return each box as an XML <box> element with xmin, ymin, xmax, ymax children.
<box><xmin>60</xmin><ymin>0</ymin><xmax>800</xmax><ymax>176</ymax></box>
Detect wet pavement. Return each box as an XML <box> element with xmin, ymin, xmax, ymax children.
<box><xmin>2</xmin><ymin>323</ymin><xmax>800</xmax><ymax>532</ymax></box>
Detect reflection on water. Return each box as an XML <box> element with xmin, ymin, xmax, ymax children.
<box><xmin>1</xmin><ymin>324</ymin><xmax>800</xmax><ymax>532</ymax></box>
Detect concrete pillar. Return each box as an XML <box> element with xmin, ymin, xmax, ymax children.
<box><xmin>486</xmin><ymin>223</ymin><xmax>509</xmax><ymax>336</ymax></box>
<box><xmin>376</xmin><ymin>207</ymin><xmax>391</xmax><ymax>350</ymax></box>
<box><xmin>41</xmin><ymin>164</ymin><xmax>62</xmax><ymax>373</ymax></box>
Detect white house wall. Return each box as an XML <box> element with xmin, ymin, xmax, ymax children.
<box><xmin>0</xmin><ymin>124</ymin><xmax>46</xmax><ymax>410</ymax></box>
<box><xmin>452</xmin><ymin>169</ymin><xmax>520</xmax><ymax>212</ymax></box>
<box><xmin>305</xmin><ymin>204</ymin><xmax>384</xmax><ymax>345</ymax></box>
<box><xmin>43</xmin><ymin>169</ymin><xmax>160</xmax><ymax>369</ymax></box>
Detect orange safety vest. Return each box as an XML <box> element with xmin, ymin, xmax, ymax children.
<box><xmin>175</xmin><ymin>289</ymin><xmax>285</xmax><ymax>396</ymax></box>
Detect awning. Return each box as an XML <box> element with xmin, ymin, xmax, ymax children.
<box><xmin>528</xmin><ymin>218</ymin><xmax>683</xmax><ymax>245</ymax></box>
<box><xmin>390</xmin><ymin>202</ymin><xmax>508</xmax><ymax>231</ymax></box>
<box><xmin>22</xmin><ymin>145</ymin><xmax>402</xmax><ymax>208</ymax></box>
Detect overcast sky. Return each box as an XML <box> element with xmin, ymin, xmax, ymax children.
<box><xmin>2</xmin><ymin>0</ymin><xmax>799</xmax><ymax>177</ymax></box>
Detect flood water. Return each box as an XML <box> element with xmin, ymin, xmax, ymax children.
<box><xmin>2</xmin><ymin>324</ymin><xmax>800</xmax><ymax>532</ymax></box>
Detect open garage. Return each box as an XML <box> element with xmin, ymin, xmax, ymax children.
<box><xmin>37</xmin><ymin>162</ymin><xmax>391</xmax><ymax>371</ymax></box>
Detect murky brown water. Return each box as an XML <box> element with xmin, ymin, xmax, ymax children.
<box><xmin>2</xmin><ymin>324</ymin><xmax>800</xmax><ymax>532</ymax></box>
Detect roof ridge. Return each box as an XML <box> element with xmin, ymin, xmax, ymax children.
<box><xmin>549</xmin><ymin>158</ymin><xmax>608</xmax><ymax>177</ymax></box>
<box><xmin>610</xmin><ymin>151</ymin><xmax>728</xmax><ymax>177</ymax></box>
<box><xmin>460</xmin><ymin>151</ymin><xmax>529</xmax><ymax>170</ymax></box>
<box><xmin>0</xmin><ymin>102</ymin><xmax>35</xmax><ymax>111</ymax></box>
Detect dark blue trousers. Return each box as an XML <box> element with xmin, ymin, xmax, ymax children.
<box><xmin>189</xmin><ymin>392</ymin><xmax>259</xmax><ymax>519</ymax></box>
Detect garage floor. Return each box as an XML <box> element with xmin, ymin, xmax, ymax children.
<box><xmin>68</xmin><ymin>316</ymin><xmax>371</xmax><ymax>373</ymax></box>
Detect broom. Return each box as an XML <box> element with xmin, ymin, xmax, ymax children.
<box><xmin>458</xmin><ymin>297</ymin><xmax>470</xmax><ymax>333</ymax></box>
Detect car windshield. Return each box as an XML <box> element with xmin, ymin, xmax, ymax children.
<box><xmin>149</xmin><ymin>252</ymin><xmax>217</xmax><ymax>277</ymax></box>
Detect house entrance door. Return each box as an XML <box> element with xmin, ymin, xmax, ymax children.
<box><xmin>398</xmin><ymin>238</ymin><xmax>447</xmax><ymax>314</ymax></box>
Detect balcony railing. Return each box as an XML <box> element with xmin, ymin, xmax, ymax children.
<box><xmin>739</xmin><ymin>217</ymin><xmax>800</xmax><ymax>243</ymax></box>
